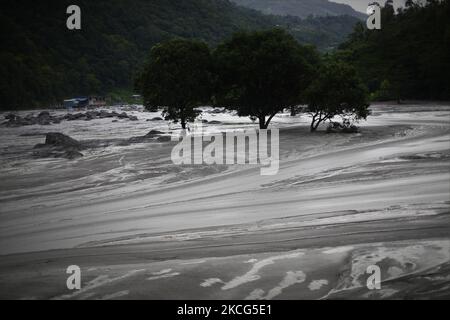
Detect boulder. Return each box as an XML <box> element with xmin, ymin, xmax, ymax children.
<box><xmin>86</xmin><ymin>111</ymin><xmax>99</xmax><ymax>118</ymax></box>
<box><xmin>45</xmin><ymin>132</ymin><xmax>82</xmax><ymax>150</ymax></box>
<box><xmin>145</xmin><ymin>130</ymin><xmax>164</xmax><ymax>136</ymax></box>
<box><xmin>33</xmin><ymin>143</ymin><xmax>47</xmax><ymax>149</ymax></box>
<box><xmin>1</xmin><ymin>109</ymin><xmax>142</xmax><ymax>127</ymax></box>
<box><xmin>118</xmin><ymin>112</ymin><xmax>129</xmax><ymax>119</ymax></box>
<box><xmin>33</xmin><ymin>146</ymin><xmax>83</xmax><ymax>160</ymax></box>
<box><xmin>33</xmin><ymin>133</ymin><xmax>84</xmax><ymax>160</ymax></box>
<box><xmin>61</xmin><ymin>149</ymin><xmax>84</xmax><ymax>160</ymax></box>
<box><xmin>157</xmin><ymin>136</ymin><xmax>172</xmax><ymax>142</ymax></box>
<box><xmin>37</xmin><ymin>117</ymin><xmax>51</xmax><ymax>125</ymax></box>
<box><xmin>68</xmin><ymin>113</ymin><xmax>84</xmax><ymax>120</ymax></box>
<box><xmin>12</xmin><ymin>116</ymin><xmax>35</xmax><ymax>126</ymax></box>
<box><xmin>38</xmin><ymin>111</ymin><xmax>50</xmax><ymax>118</ymax></box>
<box><xmin>125</xmin><ymin>130</ymin><xmax>163</xmax><ymax>144</ymax></box>
<box><xmin>99</xmin><ymin>110</ymin><xmax>113</xmax><ymax>118</ymax></box>
<box><xmin>5</xmin><ymin>113</ymin><xmax>17</xmax><ymax>120</ymax></box>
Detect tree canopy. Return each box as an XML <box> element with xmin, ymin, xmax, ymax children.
<box><xmin>214</xmin><ymin>29</ymin><xmax>319</xmax><ymax>129</ymax></box>
<box><xmin>137</xmin><ymin>39</ymin><xmax>213</xmax><ymax>129</ymax></box>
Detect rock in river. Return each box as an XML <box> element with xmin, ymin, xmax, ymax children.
<box><xmin>33</xmin><ymin>133</ymin><xmax>84</xmax><ymax>160</ymax></box>
<box><xmin>45</xmin><ymin>132</ymin><xmax>82</xmax><ymax>150</ymax></box>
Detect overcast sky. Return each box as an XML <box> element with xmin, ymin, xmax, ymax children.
<box><xmin>331</xmin><ymin>0</ymin><xmax>406</xmax><ymax>13</ymax></box>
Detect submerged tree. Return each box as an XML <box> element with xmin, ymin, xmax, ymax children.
<box><xmin>304</xmin><ymin>59</ymin><xmax>370</xmax><ymax>132</ymax></box>
<box><xmin>214</xmin><ymin>29</ymin><xmax>318</xmax><ymax>129</ymax></box>
<box><xmin>137</xmin><ymin>39</ymin><xmax>213</xmax><ymax>129</ymax></box>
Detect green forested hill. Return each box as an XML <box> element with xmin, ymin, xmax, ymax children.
<box><xmin>231</xmin><ymin>0</ymin><xmax>366</xmax><ymax>19</ymax></box>
<box><xmin>338</xmin><ymin>0</ymin><xmax>450</xmax><ymax>101</ymax></box>
<box><xmin>0</xmin><ymin>0</ymin><xmax>358</xmax><ymax>110</ymax></box>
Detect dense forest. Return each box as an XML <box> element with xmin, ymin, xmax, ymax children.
<box><xmin>0</xmin><ymin>0</ymin><xmax>359</xmax><ymax>110</ymax></box>
<box><xmin>231</xmin><ymin>0</ymin><xmax>366</xmax><ymax>19</ymax></box>
<box><xmin>338</xmin><ymin>0</ymin><xmax>450</xmax><ymax>101</ymax></box>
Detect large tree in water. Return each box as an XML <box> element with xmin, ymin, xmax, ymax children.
<box><xmin>137</xmin><ymin>39</ymin><xmax>213</xmax><ymax>129</ymax></box>
<box><xmin>214</xmin><ymin>29</ymin><xmax>318</xmax><ymax>129</ymax></box>
<box><xmin>304</xmin><ymin>59</ymin><xmax>370</xmax><ymax>132</ymax></box>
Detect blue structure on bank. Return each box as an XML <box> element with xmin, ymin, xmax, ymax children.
<box><xmin>63</xmin><ymin>97</ymin><xmax>89</xmax><ymax>109</ymax></box>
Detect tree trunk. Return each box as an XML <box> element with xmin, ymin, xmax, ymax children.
<box><xmin>259</xmin><ymin>116</ymin><xmax>267</xmax><ymax>130</ymax></box>
<box><xmin>310</xmin><ymin>114</ymin><xmax>318</xmax><ymax>132</ymax></box>
<box><xmin>314</xmin><ymin>121</ymin><xmax>321</xmax><ymax>131</ymax></box>
<box><xmin>310</xmin><ymin>119</ymin><xmax>323</xmax><ymax>132</ymax></box>
<box><xmin>310</xmin><ymin>112</ymin><xmax>327</xmax><ymax>132</ymax></box>
<box><xmin>290</xmin><ymin>107</ymin><xmax>297</xmax><ymax>117</ymax></box>
<box><xmin>181</xmin><ymin>120</ymin><xmax>187</xmax><ymax>130</ymax></box>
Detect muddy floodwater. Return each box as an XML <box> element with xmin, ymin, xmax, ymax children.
<box><xmin>0</xmin><ymin>103</ymin><xmax>449</xmax><ymax>299</ymax></box>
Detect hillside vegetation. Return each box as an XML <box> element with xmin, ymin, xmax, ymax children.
<box><xmin>231</xmin><ymin>0</ymin><xmax>365</xmax><ymax>19</ymax></box>
<box><xmin>338</xmin><ymin>0</ymin><xmax>450</xmax><ymax>101</ymax></box>
<box><xmin>0</xmin><ymin>0</ymin><xmax>359</xmax><ymax>110</ymax></box>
